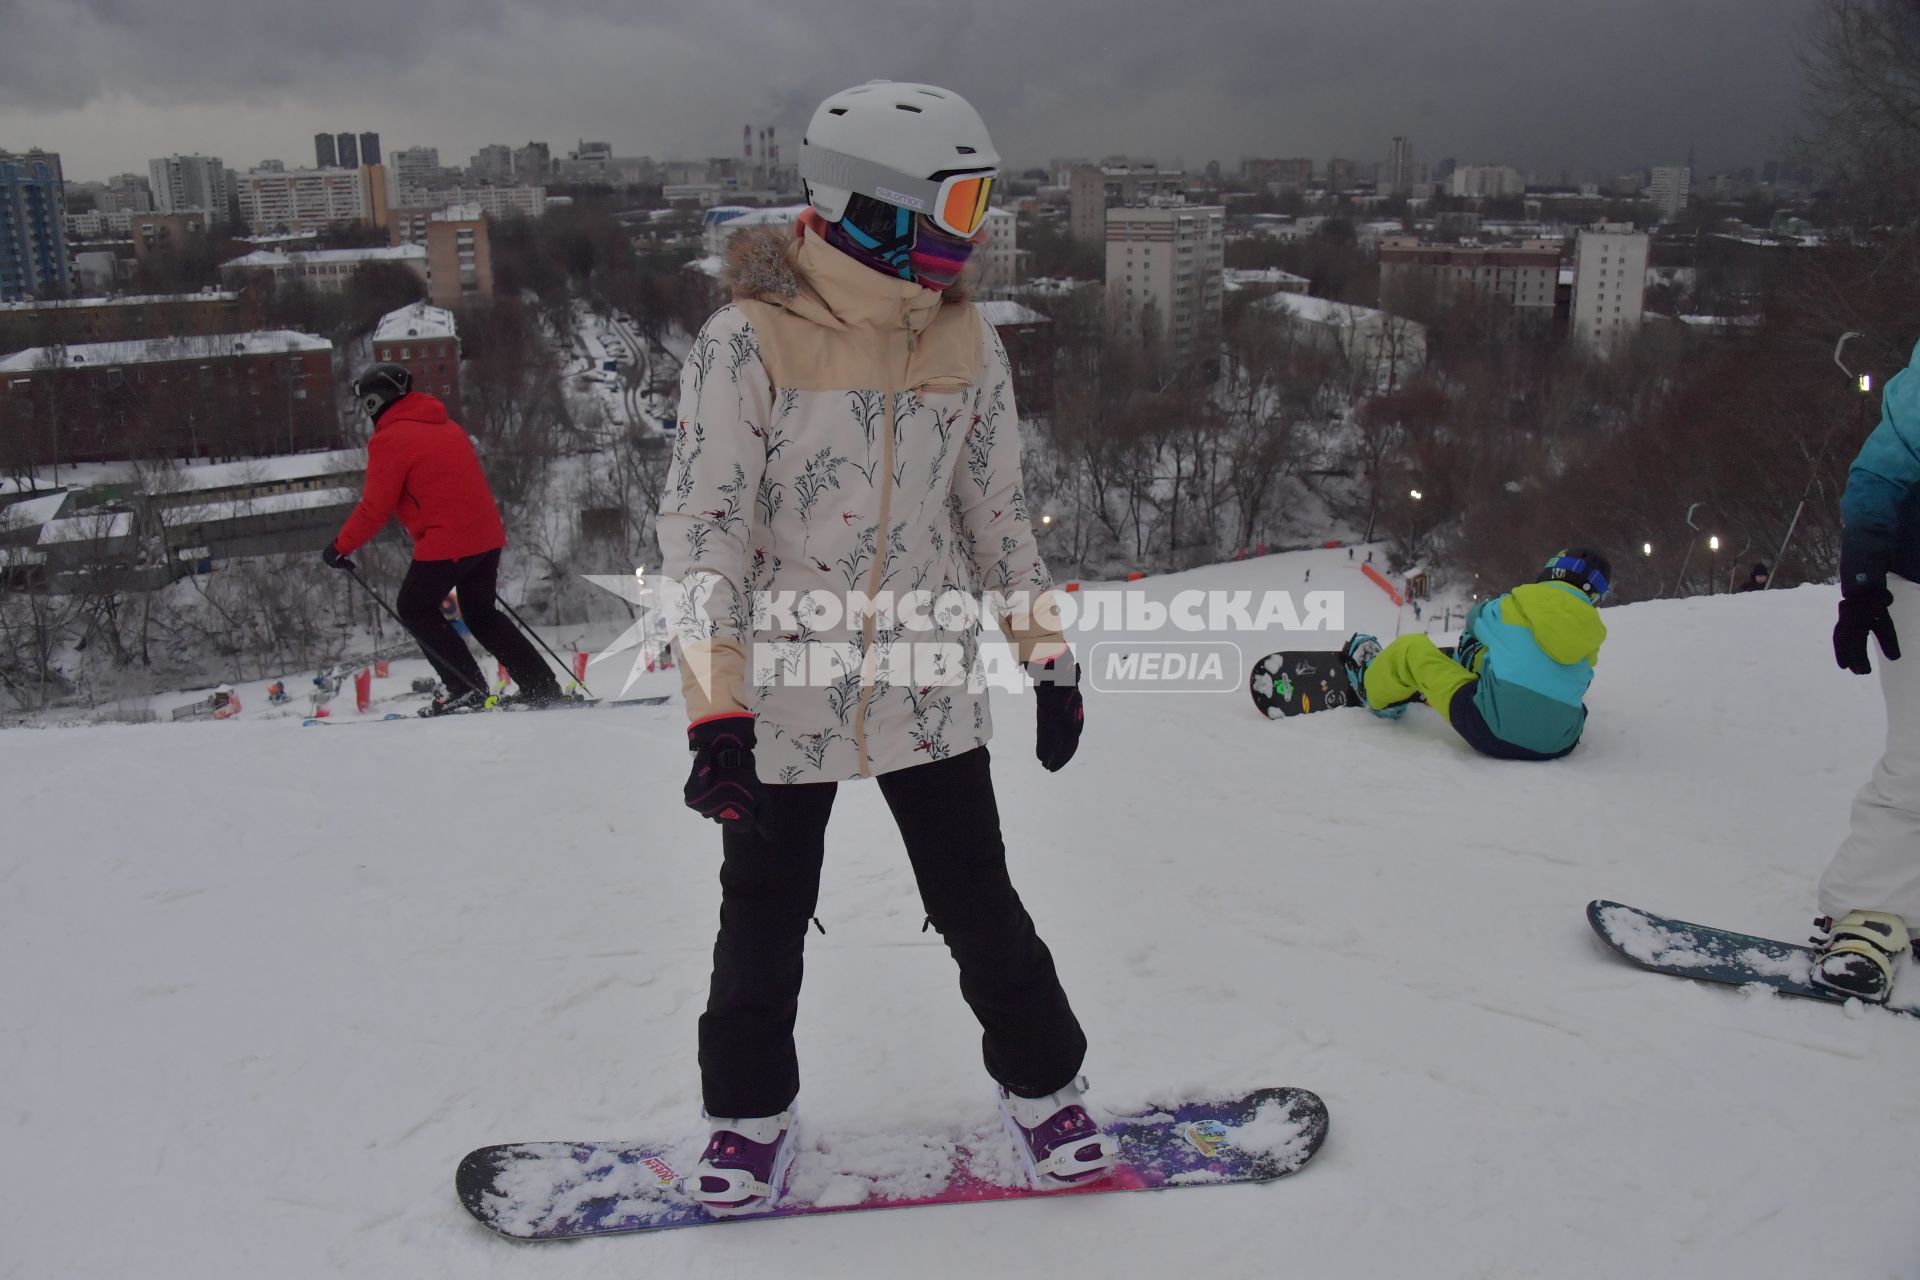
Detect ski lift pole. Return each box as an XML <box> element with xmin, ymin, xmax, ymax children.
<box><xmin>342</xmin><ymin>566</ymin><xmax>491</xmax><ymax>699</ymax></box>
<box><xmin>496</xmin><ymin>596</ymin><xmax>595</xmax><ymax>699</ymax></box>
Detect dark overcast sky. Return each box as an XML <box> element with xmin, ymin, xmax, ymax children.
<box><xmin>1</xmin><ymin>0</ymin><xmax>1814</xmax><ymax>182</ymax></box>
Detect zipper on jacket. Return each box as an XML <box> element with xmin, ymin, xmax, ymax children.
<box><xmin>851</xmin><ymin>317</ymin><xmax>909</xmax><ymax>777</ymax></box>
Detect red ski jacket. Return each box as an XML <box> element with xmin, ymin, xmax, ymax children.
<box><xmin>332</xmin><ymin>393</ymin><xmax>506</xmax><ymax>562</ymax></box>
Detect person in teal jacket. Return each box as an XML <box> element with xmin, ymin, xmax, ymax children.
<box><xmin>1814</xmin><ymin>336</ymin><xmax>1920</xmax><ymax>1003</ymax></box>
<box><xmin>1341</xmin><ymin>548</ymin><xmax>1610</xmax><ymax>760</ymax></box>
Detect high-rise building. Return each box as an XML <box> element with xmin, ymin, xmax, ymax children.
<box><xmin>469</xmin><ymin>144</ymin><xmax>513</xmax><ymax>184</ymax></box>
<box><xmin>513</xmin><ymin>142</ymin><xmax>552</xmax><ymax>181</ymax></box>
<box><xmin>1069</xmin><ymin>162</ymin><xmax>1185</xmax><ymax>243</ymax></box>
<box><xmin>336</xmin><ymin>132</ymin><xmax>359</xmax><ymax>169</ymax></box>
<box><xmin>1650</xmin><ymin>165</ymin><xmax>1691</xmax><ymax>222</ymax></box>
<box><xmin>977</xmin><ymin>208</ymin><xmax>1017</xmax><ymax>295</ymax></box>
<box><xmin>1386</xmin><ymin>137</ymin><xmax>1414</xmax><ymax>197</ymax></box>
<box><xmin>315</xmin><ymin>133</ymin><xmax>338</xmax><ymax>169</ymax></box>
<box><xmin>1570</xmin><ymin>223</ymin><xmax>1649</xmax><ymax>357</ymax></box>
<box><xmin>147</xmin><ymin>154</ymin><xmax>230</xmax><ymax>221</ymax></box>
<box><xmin>359</xmin><ymin>132</ymin><xmax>382</xmax><ymax>166</ymax></box>
<box><xmin>1446</xmin><ymin>165</ymin><xmax>1525</xmax><ymax>198</ymax></box>
<box><xmin>0</xmin><ymin>149</ymin><xmax>72</xmax><ymax>301</ymax></box>
<box><xmin>389</xmin><ymin>204</ymin><xmax>493</xmax><ymax>306</ymax></box>
<box><xmin>235</xmin><ymin>167</ymin><xmax>370</xmax><ymax>234</ymax></box>
<box><xmin>1243</xmin><ymin>158</ymin><xmax>1314</xmax><ymax>191</ymax></box>
<box><xmin>101</xmin><ymin>172</ymin><xmax>154</xmax><ymax>214</ymax></box>
<box><xmin>1105</xmin><ymin>203</ymin><xmax>1225</xmax><ymax>356</ymax></box>
<box><xmin>392</xmin><ymin>147</ymin><xmax>443</xmax><ymax>195</ymax></box>
<box><xmin>1327</xmin><ymin>157</ymin><xmax>1356</xmax><ymax>193</ymax></box>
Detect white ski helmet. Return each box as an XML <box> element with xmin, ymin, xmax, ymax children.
<box><xmin>800</xmin><ymin>81</ymin><xmax>1002</xmax><ymax>239</ymax></box>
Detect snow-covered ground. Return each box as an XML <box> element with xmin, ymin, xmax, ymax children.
<box><xmin>4</xmin><ymin>550</ymin><xmax>1915</xmax><ymax>1278</ymax></box>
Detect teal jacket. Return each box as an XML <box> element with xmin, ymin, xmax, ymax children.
<box><xmin>1462</xmin><ymin>581</ymin><xmax>1607</xmax><ymax>755</ymax></box>
<box><xmin>1840</xmin><ymin>338</ymin><xmax>1920</xmax><ymax>594</ymax></box>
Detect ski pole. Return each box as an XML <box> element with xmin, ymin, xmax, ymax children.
<box><xmin>342</xmin><ymin>567</ymin><xmax>492</xmax><ymax>700</ymax></box>
<box><xmin>495</xmin><ymin>596</ymin><xmax>595</xmax><ymax>699</ymax></box>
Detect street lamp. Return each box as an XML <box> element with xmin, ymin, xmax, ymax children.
<box><xmin>1409</xmin><ymin>488</ymin><xmax>1424</xmax><ymax>500</ymax></box>
<box><xmin>1708</xmin><ymin>536</ymin><xmax>1721</xmax><ymax>594</ymax></box>
<box><xmin>1643</xmin><ymin>542</ymin><xmax>1653</xmax><ymax>557</ymax></box>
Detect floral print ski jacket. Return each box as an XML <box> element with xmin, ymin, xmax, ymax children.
<box><xmin>657</xmin><ymin>216</ymin><xmax>1066</xmax><ymax>782</ymax></box>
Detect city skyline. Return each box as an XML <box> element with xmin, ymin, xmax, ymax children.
<box><xmin>3</xmin><ymin>0</ymin><xmax>1812</xmax><ymax>183</ymax></box>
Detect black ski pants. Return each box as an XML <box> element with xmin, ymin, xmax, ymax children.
<box><xmin>699</xmin><ymin>746</ymin><xmax>1088</xmax><ymax>1118</ymax></box>
<box><xmin>394</xmin><ymin>548</ymin><xmax>560</xmax><ymax>699</ymax></box>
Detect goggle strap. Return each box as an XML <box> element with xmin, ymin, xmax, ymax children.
<box><xmin>802</xmin><ymin>145</ymin><xmax>994</xmax><ymax>233</ymax></box>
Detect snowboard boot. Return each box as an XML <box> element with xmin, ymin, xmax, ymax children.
<box><xmin>685</xmin><ymin>1109</ymin><xmax>797</xmax><ymax>1217</ymax></box>
<box><xmin>1340</xmin><ymin>633</ymin><xmax>1408</xmax><ymax>720</ymax></box>
<box><xmin>997</xmin><ymin>1076</ymin><xmax>1117</xmax><ymax>1189</ymax></box>
<box><xmin>1810</xmin><ymin>910</ymin><xmax>1910</xmax><ymax>1003</ymax></box>
<box><xmin>419</xmin><ymin>689</ymin><xmax>490</xmax><ymax>718</ymax></box>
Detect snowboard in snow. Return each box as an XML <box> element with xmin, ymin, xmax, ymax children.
<box><xmin>455</xmin><ymin>1087</ymin><xmax>1328</xmax><ymax>1241</ymax></box>
<box><xmin>300</xmin><ymin>696</ymin><xmax>670</xmax><ymax>726</ymax></box>
<box><xmin>1586</xmin><ymin>900</ymin><xmax>1916</xmax><ymax>1016</ymax></box>
<box><xmin>1249</xmin><ymin>650</ymin><xmax>1359</xmax><ymax>718</ymax></box>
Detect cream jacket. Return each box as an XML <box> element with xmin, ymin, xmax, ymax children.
<box><xmin>657</xmin><ymin>220</ymin><xmax>1065</xmax><ymax>782</ymax></box>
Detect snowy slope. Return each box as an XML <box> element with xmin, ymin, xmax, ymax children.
<box><xmin>3</xmin><ymin>556</ymin><xmax>1916</xmax><ymax>1279</ymax></box>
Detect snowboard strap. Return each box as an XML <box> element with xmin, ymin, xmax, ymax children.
<box><xmin>1032</xmin><ymin>1132</ymin><xmax>1118</xmax><ymax>1181</ymax></box>
<box><xmin>1823</xmin><ymin>910</ymin><xmax>1911</xmax><ymax>982</ymax></box>
<box><xmin>684</xmin><ymin>1165</ymin><xmax>775</xmax><ymax>1205</ymax></box>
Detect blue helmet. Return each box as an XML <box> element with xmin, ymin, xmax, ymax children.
<box><xmin>1539</xmin><ymin>547</ymin><xmax>1611</xmax><ymax>601</ymax></box>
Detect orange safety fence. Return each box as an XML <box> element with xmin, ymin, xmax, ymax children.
<box><xmin>1361</xmin><ymin>563</ymin><xmax>1405</xmax><ymax>606</ymax></box>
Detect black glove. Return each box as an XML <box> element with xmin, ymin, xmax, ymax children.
<box><xmin>321</xmin><ymin>543</ymin><xmax>355</xmax><ymax>571</ymax></box>
<box><xmin>1835</xmin><ymin>589</ymin><xmax>1899</xmax><ymax>675</ymax></box>
<box><xmin>684</xmin><ymin>715</ymin><xmax>768</xmax><ymax>830</ymax></box>
<box><xmin>1031</xmin><ymin>657</ymin><xmax>1084</xmax><ymax>773</ymax></box>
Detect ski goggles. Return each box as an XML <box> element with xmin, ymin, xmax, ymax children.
<box><xmin>803</xmin><ymin>145</ymin><xmax>997</xmax><ymax>238</ymax></box>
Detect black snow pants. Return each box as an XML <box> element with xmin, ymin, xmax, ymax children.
<box><xmin>698</xmin><ymin>746</ymin><xmax>1088</xmax><ymax>1118</ymax></box>
<box><xmin>394</xmin><ymin>549</ymin><xmax>560</xmax><ymax>699</ymax></box>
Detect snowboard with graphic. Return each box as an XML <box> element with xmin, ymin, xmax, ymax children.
<box><xmin>1249</xmin><ymin>650</ymin><xmax>1359</xmax><ymax>719</ymax></box>
<box><xmin>1586</xmin><ymin>899</ymin><xmax>1916</xmax><ymax>1015</ymax></box>
<box><xmin>456</xmin><ymin>1087</ymin><xmax>1329</xmax><ymax>1241</ymax></box>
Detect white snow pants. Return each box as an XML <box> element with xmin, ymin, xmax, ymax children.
<box><xmin>1821</xmin><ymin>573</ymin><xmax>1920</xmax><ymax>927</ymax></box>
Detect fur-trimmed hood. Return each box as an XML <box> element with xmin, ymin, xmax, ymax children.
<box><xmin>722</xmin><ymin>220</ymin><xmax>973</xmax><ymax>319</ymax></box>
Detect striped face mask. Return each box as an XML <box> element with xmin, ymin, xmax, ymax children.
<box><xmin>824</xmin><ymin>192</ymin><xmax>982</xmax><ymax>292</ymax></box>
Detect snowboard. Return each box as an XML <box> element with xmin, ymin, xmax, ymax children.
<box><xmin>302</xmin><ymin>696</ymin><xmax>670</xmax><ymax>726</ymax></box>
<box><xmin>456</xmin><ymin>1087</ymin><xmax>1328</xmax><ymax>1241</ymax></box>
<box><xmin>1249</xmin><ymin>650</ymin><xmax>1359</xmax><ymax>718</ymax></box>
<box><xmin>1586</xmin><ymin>900</ymin><xmax>1917</xmax><ymax>1015</ymax></box>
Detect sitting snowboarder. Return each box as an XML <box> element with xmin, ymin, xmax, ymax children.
<box><xmin>1342</xmin><ymin>548</ymin><xmax>1609</xmax><ymax>761</ymax></box>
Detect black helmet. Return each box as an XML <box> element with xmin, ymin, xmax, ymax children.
<box><xmin>1539</xmin><ymin>547</ymin><xmax>1612</xmax><ymax>601</ymax></box>
<box><xmin>352</xmin><ymin>363</ymin><xmax>413</xmax><ymax>421</ymax></box>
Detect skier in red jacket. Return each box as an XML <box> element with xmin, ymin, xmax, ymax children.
<box><xmin>321</xmin><ymin>364</ymin><xmax>561</xmax><ymax>713</ymax></box>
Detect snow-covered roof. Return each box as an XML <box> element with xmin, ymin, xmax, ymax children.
<box><xmin>38</xmin><ymin>511</ymin><xmax>134</xmax><ymax>545</ymax></box>
<box><xmin>0</xmin><ymin>291</ymin><xmax>238</xmax><ymax>313</ymax></box>
<box><xmin>0</xmin><ymin>490</ymin><xmax>70</xmax><ymax>530</ymax></box>
<box><xmin>0</xmin><ymin>331</ymin><xmax>333</xmax><ymax>374</ymax></box>
<box><xmin>146</xmin><ymin>448</ymin><xmax>363</xmax><ymax>496</ymax></box>
<box><xmin>1262</xmin><ymin>292</ymin><xmax>1392</xmax><ymax>327</ymax></box>
<box><xmin>1223</xmin><ymin>268</ymin><xmax>1311</xmax><ymax>290</ymax></box>
<box><xmin>976</xmin><ymin>301</ymin><xmax>1050</xmax><ymax>328</ymax></box>
<box><xmin>164</xmin><ymin>486</ymin><xmax>361</xmax><ymax>527</ymax></box>
<box><xmin>373</xmin><ymin>303</ymin><xmax>457</xmax><ymax>343</ymax></box>
<box><xmin>1677</xmin><ymin>314</ymin><xmax>1765</xmax><ymax>329</ymax></box>
<box><xmin>224</xmin><ymin>245</ymin><xmax>427</xmax><ymax>269</ymax></box>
